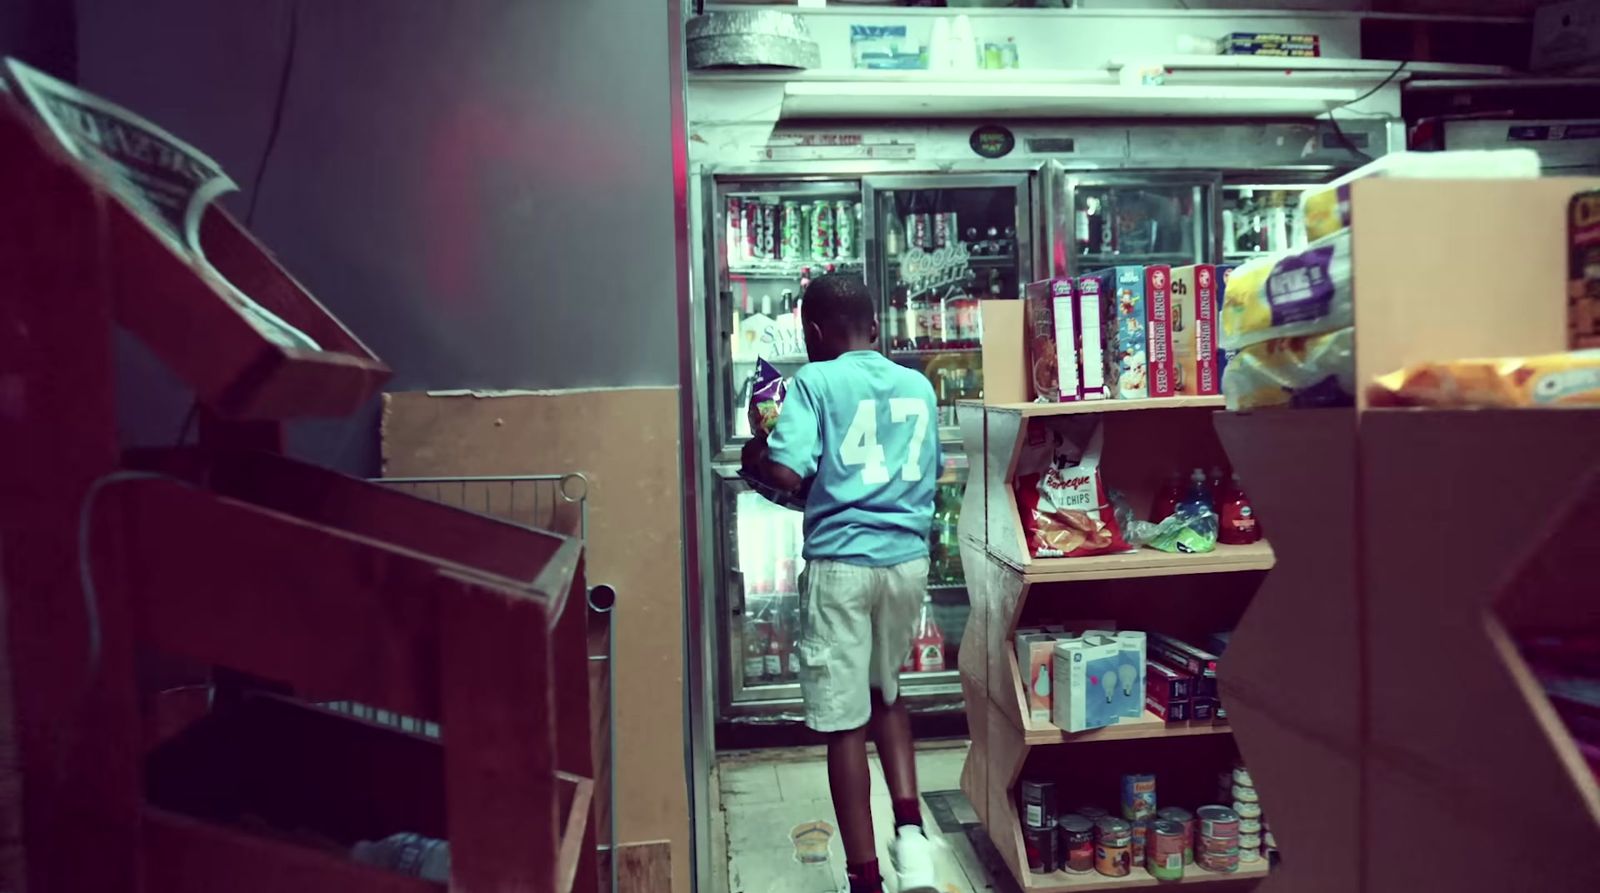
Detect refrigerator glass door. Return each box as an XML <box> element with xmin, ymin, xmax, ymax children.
<box><xmin>709</xmin><ymin>179</ymin><xmax>864</xmax><ymax>460</ymax></box>
<box><xmin>1047</xmin><ymin>169</ymin><xmax>1217</xmax><ymax>276</ymax></box>
<box><xmin>863</xmin><ymin>174</ymin><xmax>1033</xmax><ymax>440</ymax></box>
<box><xmin>716</xmin><ymin>451</ymin><xmax>971</xmax><ymax>712</ymax></box>
<box><xmin>1220</xmin><ymin>184</ymin><xmax>1311</xmax><ymax>263</ymax></box>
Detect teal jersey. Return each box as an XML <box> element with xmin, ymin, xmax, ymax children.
<box><xmin>767</xmin><ymin>351</ymin><xmax>941</xmax><ymax>566</ymax></box>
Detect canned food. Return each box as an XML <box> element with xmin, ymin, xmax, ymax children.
<box><xmin>1076</xmin><ymin>806</ymin><xmax>1109</xmax><ymax>822</ymax></box>
<box><xmin>1156</xmin><ymin>807</ymin><xmax>1194</xmax><ymax>864</ymax></box>
<box><xmin>1233</xmin><ymin>765</ymin><xmax>1255</xmax><ymax>788</ymax></box>
<box><xmin>1121</xmin><ymin>773</ymin><xmax>1157</xmax><ymax>820</ymax></box>
<box><xmin>1200</xmin><ymin>834</ymin><xmax>1241</xmax><ymax>855</ymax></box>
<box><xmin>781</xmin><ymin>201</ymin><xmax>803</xmax><ymax>261</ymax></box>
<box><xmin>742</xmin><ymin>202</ymin><xmax>759</xmax><ymax>260</ymax></box>
<box><xmin>1240</xmin><ymin>846</ymin><xmax>1262</xmax><ymax>863</ymax></box>
<box><xmin>909</xmin><ymin>213</ymin><xmax>931</xmax><ymax>251</ymax></box>
<box><xmin>1196</xmin><ymin>806</ymin><xmax>1240</xmax><ymax>840</ymax></box>
<box><xmin>1239</xmin><ymin>833</ymin><xmax>1261</xmax><ymax>849</ymax></box>
<box><xmin>1058</xmin><ymin>815</ymin><xmax>1095</xmax><ymax>873</ymax></box>
<box><xmin>934</xmin><ymin>211</ymin><xmax>959</xmax><ymax>249</ymax></box>
<box><xmin>760</xmin><ymin>203</ymin><xmax>777</xmax><ymax>260</ymax></box>
<box><xmin>1232</xmin><ymin>784</ymin><xmax>1258</xmax><ymax>804</ymax></box>
<box><xmin>1131</xmin><ymin>820</ymin><xmax>1148</xmax><ymax>865</ymax></box>
<box><xmin>1147</xmin><ymin>819</ymin><xmax>1187</xmax><ymax>881</ymax></box>
<box><xmin>810</xmin><ymin>201</ymin><xmax>835</xmax><ymax>262</ymax></box>
<box><xmin>1239</xmin><ymin>818</ymin><xmax>1262</xmax><ymax>835</ymax></box>
<box><xmin>1020</xmin><ymin>780</ymin><xmax>1058</xmax><ymax>829</ymax></box>
<box><xmin>1094</xmin><ymin>819</ymin><xmax>1132</xmax><ymax>878</ymax></box>
<box><xmin>1198</xmin><ymin>846</ymin><xmax>1240</xmax><ymax>873</ymax></box>
<box><xmin>1233</xmin><ymin>801</ymin><xmax>1263</xmax><ymax>820</ymax></box>
<box><xmin>1023</xmin><ymin>823</ymin><xmax>1058</xmax><ymax>874</ymax></box>
<box><xmin>834</xmin><ymin>200</ymin><xmax>857</xmax><ymax>260</ymax></box>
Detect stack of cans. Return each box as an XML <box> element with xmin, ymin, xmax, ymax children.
<box><xmin>1020</xmin><ymin>780</ymin><xmax>1059</xmax><ymax>874</ymax></box>
<box><xmin>1230</xmin><ymin>764</ymin><xmax>1266</xmax><ymax>865</ymax></box>
<box><xmin>725</xmin><ymin>197</ymin><xmax>859</xmax><ymax>265</ymax></box>
<box><xmin>1195</xmin><ymin>805</ymin><xmax>1241</xmax><ymax>873</ymax></box>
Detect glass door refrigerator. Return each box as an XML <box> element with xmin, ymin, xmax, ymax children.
<box><xmin>706</xmin><ymin>172</ymin><xmax>1034</xmax><ymax>722</ymax></box>
<box><xmin>1043</xmin><ymin>168</ymin><xmax>1218</xmax><ymax>276</ymax></box>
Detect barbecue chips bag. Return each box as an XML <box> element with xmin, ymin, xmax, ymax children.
<box><xmin>1015</xmin><ymin>418</ymin><xmax>1128</xmax><ymax>559</ymax></box>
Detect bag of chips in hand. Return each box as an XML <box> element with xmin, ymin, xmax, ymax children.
<box><xmin>748</xmin><ymin>358</ymin><xmax>787</xmax><ymax>434</ymax></box>
<box><xmin>1015</xmin><ymin>418</ymin><xmax>1129</xmax><ymax>559</ymax></box>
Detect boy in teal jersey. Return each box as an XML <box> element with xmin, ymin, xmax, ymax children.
<box><xmin>742</xmin><ymin>274</ymin><xmax>941</xmax><ymax>893</ymax></box>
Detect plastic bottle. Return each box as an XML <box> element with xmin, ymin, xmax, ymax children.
<box><xmin>913</xmin><ymin>596</ymin><xmax>946</xmax><ymax>672</ymax></box>
<box><xmin>1177</xmin><ymin>468</ymin><xmax>1211</xmax><ymax>515</ymax></box>
<box><xmin>1218</xmin><ymin>473</ymin><xmax>1263</xmax><ymax>545</ymax></box>
<box><xmin>1149</xmin><ymin>470</ymin><xmax>1183</xmax><ymax>522</ymax></box>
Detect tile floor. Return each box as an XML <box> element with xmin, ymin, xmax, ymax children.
<box><xmin>711</xmin><ymin>741</ymin><xmax>1018</xmax><ymax>893</ymax></box>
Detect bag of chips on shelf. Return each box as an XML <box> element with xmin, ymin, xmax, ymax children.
<box><xmin>1222</xmin><ymin>326</ymin><xmax>1355</xmax><ymax>410</ymax></box>
<box><xmin>1015</xmin><ymin>417</ymin><xmax>1129</xmax><ymax>559</ymax></box>
<box><xmin>1367</xmin><ymin>349</ymin><xmax>1600</xmax><ymax>408</ymax></box>
<box><xmin>1299</xmin><ymin>148</ymin><xmax>1542</xmax><ymax>243</ymax></box>
<box><xmin>1220</xmin><ymin>230</ymin><xmax>1352</xmax><ymax>352</ymax></box>
<box><xmin>747</xmin><ymin>357</ymin><xmax>787</xmax><ymax>434</ymax></box>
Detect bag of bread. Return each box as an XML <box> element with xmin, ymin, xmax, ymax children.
<box><xmin>1220</xmin><ymin>230</ymin><xmax>1351</xmax><ymax>352</ymax></box>
<box><xmin>1015</xmin><ymin>418</ymin><xmax>1129</xmax><ymax>559</ymax></box>
<box><xmin>1222</xmin><ymin>326</ymin><xmax>1355</xmax><ymax>410</ymax></box>
<box><xmin>1367</xmin><ymin>349</ymin><xmax>1600</xmax><ymax>408</ymax></box>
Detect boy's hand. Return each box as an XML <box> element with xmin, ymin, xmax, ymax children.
<box><xmin>742</xmin><ymin>431</ymin><xmax>803</xmax><ymax>493</ymax></box>
<box><xmin>740</xmin><ymin>430</ymin><xmax>769</xmax><ymax>474</ymax></box>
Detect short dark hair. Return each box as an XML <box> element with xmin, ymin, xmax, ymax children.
<box><xmin>801</xmin><ymin>273</ymin><xmax>875</xmax><ymax>334</ymax></box>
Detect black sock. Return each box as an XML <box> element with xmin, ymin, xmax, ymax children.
<box><xmin>847</xmin><ymin>859</ymin><xmax>882</xmax><ymax>893</ymax></box>
<box><xmin>892</xmin><ymin>797</ymin><xmax>923</xmax><ymax>829</ymax></box>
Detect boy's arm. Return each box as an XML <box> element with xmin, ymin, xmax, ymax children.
<box><xmin>745</xmin><ymin>374</ymin><xmax>822</xmax><ymax>493</ymax></box>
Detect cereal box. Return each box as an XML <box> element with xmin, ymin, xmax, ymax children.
<box><xmin>1076</xmin><ymin>274</ymin><xmax>1108</xmax><ymax>400</ymax></box>
<box><xmin>1170</xmin><ymin>265</ymin><xmax>1219</xmax><ymax>395</ymax></box>
<box><xmin>1572</xmin><ymin>189</ymin><xmax>1600</xmax><ymax>350</ymax></box>
<box><xmin>1094</xmin><ymin>266</ymin><xmax>1148</xmax><ymax>399</ymax></box>
<box><xmin>1145</xmin><ymin>265</ymin><xmax>1175</xmax><ymax>398</ymax></box>
<box><xmin>1023</xmin><ymin>277</ymin><xmax>1082</xmax><ymax>402</ymax></box>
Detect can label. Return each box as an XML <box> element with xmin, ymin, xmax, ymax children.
<box><xmin>834</xmin><ymin>200</ymin><xmax>857</xmax><ymax>260</ymax></box>
<box><xmin>742</xmin><ymin>202</ymin><xmax>758</xmax><ymax>261</ymax></box>
<box><xmin>910</xmin><ymin>213</ymin><xmax>931</xmax><ymax>251</ymax></box>
<box><xmin>933</xmin><ymin>211</ymin><xmax>956</xmax><ymax>249</ymax></box>
<box><xmin>760</xmin><ymin>204</ymin><xmax>777</xmax><ymax>261</ymax></box>
<box><xmin>782</xmin><ymin>201</ymin><xmax>803</xmax><ymax>261</ymax></box>
<box><xmin>810</xmin><ymin>201</ymin><xmax>835</xmax><ymax>262</ymax></box>
<box><xmin>1023</xmin><ymin>824</ymin><xmax>1057</xmax><ymax>874</ymax></box>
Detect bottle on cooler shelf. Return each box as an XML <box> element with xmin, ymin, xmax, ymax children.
<box><xmin>885</xmin><ymin>207</ymin><xmax>905</xmax><ymax>259</ymax></box>
<box><xmin>764</xmin><ymin>620</ymin><xmax>786</xmax><ymax>682</ymax></box>
<box><xmin>744</xmin><ymin>618</ymin><xmax>769</xmax><ymax>685</ymax></box>
<box><xmin>727</xmin><ymin>197</ymin><xmax>745</xmax><ymax>267</ymax></box>
<box><xmin>912</xmin><ymin>595</ymin><xmax>946</xmax><ymax>672</ymax></box>
<box><xmin>784</xmin><ymin>603</ymin><xmax>803</xmax><ymax>680</ymax></box>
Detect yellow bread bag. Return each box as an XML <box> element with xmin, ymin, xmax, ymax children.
<box><xmin>1220</xmin><ymin>230</ymin><xmax>1351</xmax><ymax>352</ymax></box>
<box><xmin>1367</xmin><ymin>349</ymin><xmax>1600</xmax><ymax>408</ymax></box>
<box><xmin>1299</xmin><ymin>149</ymin><xmax>1542</xmax><ymax>242</ymax></box>
<box><xmin>1223</xmin><ymin>327</ymin><xmax>1354</xmax><ymax>410</ymax></box>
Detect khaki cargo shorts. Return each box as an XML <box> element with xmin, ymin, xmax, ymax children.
<box><xmin>795</xmin><ymin>556</ymin><xmax>929</xmax><ymax>733</ymax></box>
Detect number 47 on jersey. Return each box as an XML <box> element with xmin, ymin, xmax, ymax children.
<box><xmin>840</xmin><ymin>398</ymin><xmax>929</xmax><ymax>485</ymax></box>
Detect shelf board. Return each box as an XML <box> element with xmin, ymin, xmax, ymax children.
<box><xmin>1020</xmin><ymin>855</ymin><xmax>1270</xmax><ymax>891</ymax></box>
<box><xmin>729</xmin><ymin>260</ymin><xmax>862</xmax><ymax>277</ymax></box>
<box><xmin>1002</xmin><ymin>541</ymin><xmax>1276</xmax><ymax>583</ymax></box>
<box><xmin>1016</xmin><ymin>708</ymin><xmax>1234</xmax><ymax>746</ymax></box>
<box><xmin>988</xmin><ymin>395</ymin><xmax>1227</xmax><ymax>418</ymax></box>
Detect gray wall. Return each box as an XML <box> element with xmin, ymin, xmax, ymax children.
<box><xmin>73</xmin><ymin>0</ymin><xmax>682</xmax><ymax>473</ymax></box>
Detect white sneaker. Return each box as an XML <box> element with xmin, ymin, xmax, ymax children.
<box><xmin>888</xmin><ymin>825</ymin><xmax>940</xmax><ymax>892</ymax></box>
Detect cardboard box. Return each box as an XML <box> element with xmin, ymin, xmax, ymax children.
<box><xmin>1052</xmin><ymin>636</ymin><xmax>1122</xmax><ymax>733</ymax></box>
<box><xmin>1149</xmin><ymin>634</ymin><xmax>1219</xmax><ymax>700</ymax></box>
<box><xmin>1170</xmin><ymin>265</ymin><xmax>1219</xmax><ymax>395</ymax></box>
<box><xmin>1075</xmin><ymin>274</ymin><xmax>1108</xmax><ymax>400</ymax></box>
<box><xmin>1191</xmin><ymin>696</ymin><xmax>1216</xmax><ymax>722</ymax></box>
<box><xmin>1094</xmin><ymin>266</ymin><xmax>1149</xmax><ymax>399</ymax></box>
<box><xmin>1115</xmin><ymin>631</ymin><xmax>1147</xmax><ymax>719</ymax></box>
<box><xmin>1016</xmin><ymin>631</ymin><xmax>1060</xmax><ymax>724</ymax></box>
<box><xmin>1145</xmin><ymin>660</ymin><xmax>1192</xmax><ymax>722</ymax></box>
<box><xmin>1533</xmin><ymin>1</ymin><xmax>1600</xmax><ymax>73</ymax></box>
<box><xmin>1144</xmin><ymin>265</ymin><xmax>1175</xmax><ymax>398</ymax></box>
<box><xmin>1571</xmin><ymin>189</ymin><xmax>1600</xmax><ymax>349</ymax></box>
<box><xmin>1024</xmin><ymin>278</ymin><xmax>1068</xmax><ymax>402</ymax></box>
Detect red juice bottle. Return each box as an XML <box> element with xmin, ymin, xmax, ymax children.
<box><xmin>913</xmin><ymin>596</ymin><xmax>946</xmax><ymax>673</ymax></box>
<box><xmin>1218</xmin><ymin>473</ymin><xmax>1262</xmax><ymax>545</ymax></box>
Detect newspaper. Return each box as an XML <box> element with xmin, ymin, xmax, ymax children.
<box><xmin>2</xmin><ymin>58</ymin><xmax>319</xmax><ymax>352</ymax></box>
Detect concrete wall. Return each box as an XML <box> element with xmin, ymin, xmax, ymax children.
<box><xmin>77</xmin><ymin>0</ymin><xmax>684</xmax><ymax>474</ymax></box>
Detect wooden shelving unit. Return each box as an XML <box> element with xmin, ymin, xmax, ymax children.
<box><xmin>957</xmin><ymin>313</ymin><xmax>1276</xmax><ymax>890</ymax></box>
<box><xmin>1210</xmin><ymin>178</ymin><xmax>1600</xmax><ymax>893</ymax></box>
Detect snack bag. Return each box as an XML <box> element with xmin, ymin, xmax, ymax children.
<box><xmin>1299</xmin><ymin>149</ymin><xmax>1541</xmax><ymax>242</ymax></box>
<box><xmin>747</xmin><ymin>357</ymin><xmax>787</xmax><ymax>434</ymax></box>
<box><xmin>1222</xmin><ymin>326</ymin><xmax>1355</xmax><ymax>410</ymax></box>
<box><xmin>1220</xmin><ymin>229</ymin><xmax>1351</xmax><ymax>352</ymax></box>
<box><xmin>1015</xmin><ymin>418</ymin><xmax>1129</xmax><ymax>559</ymax></box>
<box><xmin>1367</xmin><ymin>349</ymin><xmax>1600</xmax><ymax>408</ymax></box>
